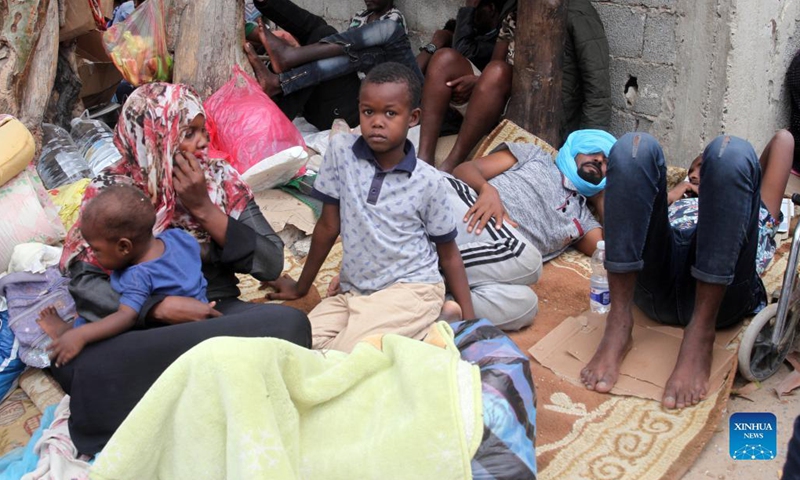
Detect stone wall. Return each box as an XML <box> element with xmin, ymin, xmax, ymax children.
<box><xmin>594</xmin><ymin>0</ymin><xmax>800</xmax><ymax>166</ymax></box>
<box><xmin>278</xmin><ymin>0</ymin><xmax>800</xmax><ymax>167</ymax></box>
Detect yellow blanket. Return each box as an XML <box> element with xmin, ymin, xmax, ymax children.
<box><xmin>90</xmin><ymin>325</ymin><xmax>482</xmax><ymax>480</ymax></box>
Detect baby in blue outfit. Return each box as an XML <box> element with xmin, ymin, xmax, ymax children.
<box><xmin>38</xmin><ymin>184</ymin><xmax>207</xmax><ymax>366</ymax></box>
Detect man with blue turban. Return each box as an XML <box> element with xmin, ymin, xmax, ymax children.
<box><xmin>581</xmin><ymin>133</ymin><xmax>765</xmax><ymax>410</ymax></box>
<box><xmin>442</xmin><ymin>129</ymin><xmax>616</xmax><ymax>331</ymax></box>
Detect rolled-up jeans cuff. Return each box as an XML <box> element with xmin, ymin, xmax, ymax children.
<box><xmin>605</xmin><ymin>259</ymin><xmax>643</xmax><ymax>273</ymax></box>
<box><xmin>691</xmin><ymin>266</ymin><xmax>733</xmax><ymax>286</ymax></box>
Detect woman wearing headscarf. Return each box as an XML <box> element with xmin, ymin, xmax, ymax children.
<box><xmin>53</xmin><ymin>83</ymin><xmax>310</xmax><ymax>455</ymax></box>
<box><xmin>439</xmin><ymin>129</ymin><xmax>616</xmax><ymax>331</ymax></box>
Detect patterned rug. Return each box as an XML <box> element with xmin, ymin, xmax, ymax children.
<box><xmin>509</xmin><ymin>249</ymin><xmax>743</xmax><ymax>480</ymax></box>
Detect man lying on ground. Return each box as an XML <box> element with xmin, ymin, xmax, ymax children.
<box><xmin>442</xmin><ymin>129</ymin><xmax>616</xmax><ymax>329</ymax></box>
<box><xmin>581</xmin><ymin>130</ymin><xmax>793</xmax><ymax>409</ymax></box>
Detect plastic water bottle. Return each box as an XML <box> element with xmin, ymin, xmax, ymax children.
<box><xmin>590</xmin><ymin>240</ymin><xmax>611</xmax><ymax>314</ymax></box>
<box><xmin>37</xmin><ymin>123</ymin><xmax>92</xmax><ymax>190</ymax></box>
<box><xmin>70</xmin><ymin>113</ymin><xmax>122</xmax><ymax>176</ymax></box>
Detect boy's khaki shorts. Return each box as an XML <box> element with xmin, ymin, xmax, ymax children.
<box><xmin>309</xmin><ymin>282</ymin><xmax>445</xmax><ymax>353</ymax></box>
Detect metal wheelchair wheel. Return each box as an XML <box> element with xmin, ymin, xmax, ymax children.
<box><xmin>738</xmin><ymin>304</ymin><xmax>796</xmax><ymax>382</ymax></box>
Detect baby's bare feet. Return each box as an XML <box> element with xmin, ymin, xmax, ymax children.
<box><xmin>36</xmin><ymin>306</ymin><xmax>72</xmax><ymax>339</ymax></box>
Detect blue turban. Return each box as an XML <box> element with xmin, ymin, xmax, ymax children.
<box><xmin>555</xmin><ymin>129</ymin><xmax>617</xmax><ymax>197</ymax></box>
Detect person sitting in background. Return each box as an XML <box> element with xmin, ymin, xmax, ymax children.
<box><xmin>416</xmin><ymin>0</ymin><xmax>510</xmax><ymax>76</ymax></box>
<box><xmin>245</xmin><ymin>0</ymin><xmax>421</xmax><ymax>131</ymax></box>
<box><xmin>418</xmin><ymin>2</ymin><xmax>515</xmax><ymax>173</ymax></box>
<box><xmin>419</xmin><ymin>0</ymin><xmax>611</xmax><ymax>172</ymax></box>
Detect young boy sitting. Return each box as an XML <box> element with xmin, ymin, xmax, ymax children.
<box><xmin>38</xmin><ymin>185</ymin><xmax>209</xmax><ymax>367</ymax></box>
<box><xmin>267</xmin><ymin>62</ymin><xmax>475</xmax><ymax>352</ymax></box>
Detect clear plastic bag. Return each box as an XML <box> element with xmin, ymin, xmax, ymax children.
<box><xmin>204</xmin><ymin>66</ymin><xmax>307</xmax><ymax>177</ymax></box>
<box><xmin>102</xmin><ymin>0</ymin><xmax>172</xmax><ymax>86</ymax></box>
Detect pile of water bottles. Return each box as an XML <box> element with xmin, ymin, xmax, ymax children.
<box><xmin>37</xmin><ymin>110</ymin><xmax>122</xmax><ymax>190</ymax></box>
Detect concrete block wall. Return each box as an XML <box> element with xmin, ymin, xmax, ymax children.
<box><xmin>592</xmin><ymin>0</ymin><xmax>685</xmax><ymax>162</ymax></box>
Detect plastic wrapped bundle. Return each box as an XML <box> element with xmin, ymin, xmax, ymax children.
<box><xmin>453</xmin><ymin>319</ymin><xmax>537</xmax><ymax>480</ymax></box>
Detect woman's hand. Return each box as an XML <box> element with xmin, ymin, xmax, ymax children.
<box><xmin>173</xmin><ymin>151</ymin><xmax>213</xmax><ymax>216</ymax></box>
<box><xmin>464</xmin><ymin>183</ymin><xmax>518</xmax><ymax>234</ymax></box>
<box><xmin>149</xmin><ymin>296</ymin><xmax>223</xmax><ymax>324</ymax></box>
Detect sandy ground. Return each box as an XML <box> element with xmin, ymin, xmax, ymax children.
<box><xmin>684</xmin><ymin>338</ymin><xmax>800</xmax><ymax>479</ymax></box>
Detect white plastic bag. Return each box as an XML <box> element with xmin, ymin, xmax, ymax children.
<box><xmin>241</xmin><ymin>147</ymin><xmax>309</xmax><ymax>192</ymax></box>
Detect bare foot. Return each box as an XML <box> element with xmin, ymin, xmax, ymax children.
<box><xmin>255</xmin><ymin>17</ymin><xmax>294</xmax><ymax>73</ymax></box>
<box><xmin>662</xmin><ymin>322</ymin><xmax>715</xmax><ymax>409</ymax></box>
<box><xmin>439</xmin><ymin>300</ymin><xmax>462</xmax><ymax>322</ymax></box>
<box><xmin>580</xmin><ymin>308</ymin><xmax>634</xmax><ymax>393</ymax></box>
<box><xmin>243</xmin><ymin>43</ymin><xmax>282</xmax><ymax>97</ymax></box>
<box><xmin>36</xmin><ymin>306</ymin><xmax>72</xmax><ymax>339</ymax></box>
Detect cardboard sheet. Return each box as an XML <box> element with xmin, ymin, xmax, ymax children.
<box><xmin>76</xmin><ymin>31</ymin><xmax>123</xmax><ymax>107</ymax></box>
<box><xmin>61</xmin><ymin>0</ymin><xmax>114</xmax><ymax>42</ymax></box>
<box><xmin>253</xmin><ymin>189</ymin><xmax>316</xmax><ymax>235</ymax></box>
<box><xmin>529</xmin><ymin>308</ymin><xmax>741</xmax><ymax>401</ymax></box>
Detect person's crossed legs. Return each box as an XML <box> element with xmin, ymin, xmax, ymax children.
<box><xmin>581</xmin><ymin>132</ymin><xmax>762</xmax><ymax>409</ymax></box>
<box><xmin>245</xmin><ymin>18</ymin><xmax>422</xmax><ymax>100</ymax></box>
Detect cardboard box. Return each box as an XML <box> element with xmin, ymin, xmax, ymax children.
<box><xmin>60</xmin><ymin>0</ymin><xmax>114</xmax><ymax>42</ymax></box>
<box><xmin>76</xmin><ymin>31</ymin><xmax>123</xmax><ymax>107</ymax></box>
<box><xmin>529</xmin><ymin>309</ymin><xmax>741</xmax><ymax>401</ymax></box>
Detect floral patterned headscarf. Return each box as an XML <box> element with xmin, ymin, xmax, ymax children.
<box><xmin>60</xmin><ymin>83</ymin><xmax>252</xmax><ymax>271</ymax></box>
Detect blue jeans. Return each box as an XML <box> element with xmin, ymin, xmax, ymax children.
<box><xmin>278</xmin><ymin>19</ymin><xmax>424</xmax><ymax>95</ymax></box>
<box><xmin>254</xmin><ymin>0</ymin><xmax>360</xmax><ymax>129</ymax></box>
<box><xmin>604</xmin><ymin>133</ymin><xmax>764</xmax><ymax>327</ymax></box>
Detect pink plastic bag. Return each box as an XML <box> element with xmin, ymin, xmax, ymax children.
<box><xmin>204</xmin><ymin>66</ymin><xmax>306</xmax><ymax>174</ymax></box>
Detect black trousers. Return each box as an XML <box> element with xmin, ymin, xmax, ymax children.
<box><xmin>50</xmin><ymin>300</ymin><xmax>310</xmax><ymax>455</ymax></box>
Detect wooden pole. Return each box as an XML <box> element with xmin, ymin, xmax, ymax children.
<box><xmin>506</xmin><ymin>0</ymin><xmax>567</xmax><ymax>147</ymax></box>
